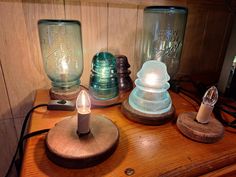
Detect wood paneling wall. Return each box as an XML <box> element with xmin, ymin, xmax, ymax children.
<box><xmin>180</xmin><ymin>1</ymin><xmax>233</xmax><ymax>79</ymax></box>
<box><xmin>0</xmin><ymin>0</ymin><xmax>234</xmax><ymax>176</ymax></box>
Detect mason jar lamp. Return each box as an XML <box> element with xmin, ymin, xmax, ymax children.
<box><xmin>141</xmin><ymin>6</ymin><xmax>187</xmax><ymax>79</ymax></box>
<box><xmin>38</xmin><ymin>20</ymin><xmax>83</xmax><ymax>100</ymax></box>
<box><xmin>121</xmin><ymin>60</ymin><xmax>175</xmax><ymax>125</ymax></box>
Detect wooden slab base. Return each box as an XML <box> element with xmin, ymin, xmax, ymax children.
<box><xmin>91</xmin><ymin>92</ymin><xmax>129</xmax><ymax>107</ymax></box>
<box><xmin>177</xmin><ymin>112</ymin><xmax>224</xmax><ymax>143</ymax></box>
<box><xmin>121</xmin><ymin>99</ymin><xmax>175</xmax><ymax>125</ymax></box>
<box><xmin>49</xmin><ymin>87</ymin><xmax>80</xmax><ymax>101</ymax></box>
<box><xmin>45</xmin><ymin>115</ymin><xmax>119</xmax><ymax>168</ymax></box>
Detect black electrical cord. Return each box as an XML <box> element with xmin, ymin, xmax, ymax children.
<box><xmin>214</xmin><ymin>107</ymin><xmax>236</xmax><ymax>128</ymax></box>
<box><xmin>220</xmin><ymin>101</ymin><xmax>236</xmax><ymax>112</ymax></box>
<box><xmin>216</xmin><ymin>105</ymin><xmax>236</xmax><ymax>118</ymax></box>
<box><xmin>178</xmin><ymin>93</ymin><xmax>199</xmax><ymax>111</ymax></box>
<box><xmin>179</xmin><ymin>88</ymin><xmax>201</xmax><ymax>105</ymax></box>
<box><xmin>22</xmin><ymin>129</ymin><xmax>49</xmax><ymax>141</ymax></box>
<box><xmin>5</xmin><ymin>104</ymin><xmax>48</xmax><ymax>177</ymax></box>
<box><xmin>19</xmin><ymin>104</ymin><xmax>48</xmax><ymax>160</ymax></box>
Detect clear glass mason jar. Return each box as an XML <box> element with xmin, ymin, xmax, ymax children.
<box><xmin>38</xmin><ymin>20</ymin><xmax>83</xmax><ymax>92</ymax></box>
<box><xmin>141</xmin><ymin>6</ymin><xmax>187</xmax><ymax>78</ymax></box>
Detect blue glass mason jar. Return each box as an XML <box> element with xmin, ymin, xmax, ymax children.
<box><xmin>141</xmin><ymin>6</ymin><xmax>187</xmax><ymax>78</ymax></box>
<box><xmin>38</xmin><ymin>20</ymin><xmax>83</xmax><ymax>95</ymax></box>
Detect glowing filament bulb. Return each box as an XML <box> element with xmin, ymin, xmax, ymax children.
<box><xmin>202</xmin><ymin>86</ymin><xmax>218</xmax><ymax>107</ymax></box>
<box><xmin>61</xmin><ymin>58</ymin><xmax>69</xmax><ymax>74</ymax></box>
<box><xmin>196</xmin><ymin>86</ymin><xmax>218</xmax><ymax>124</ymax></box>
<box><xmin>144</xmin><ymin>72</ymin><xmax>159</xmax><ymax>87</ymax></box>
<box><xmin>76</xmin><ymin>90</ymin><xmax>91</xmax><ymax>114</ymax></box>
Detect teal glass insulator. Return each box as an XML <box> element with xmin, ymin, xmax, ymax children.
<box><xmin>89</xmin><ymin>52</ymin><xmax>119</xmax><ymax>100</ymax></box>
<box><xmin>38</xmin><ymin>20</ymin><xmax>83</xmax><ymax>92</ymax></box>
<box><xmin>129</xmin><ymin>60</ymin><xmax>172</xmax><ymax>114</ymax></box>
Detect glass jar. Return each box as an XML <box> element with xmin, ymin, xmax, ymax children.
<box><xmin>38</xmin><ymin>20</ymin><xmax>83</xmax><ymax>93</ymax></box>
<box><xmin>141</xmin><ymin>6</ymin><xmax>187</xmax><ymax>78</ymax></box>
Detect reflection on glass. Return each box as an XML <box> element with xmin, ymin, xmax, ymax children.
<box><xmin>141</xmin><ymin>7</ymin><xmax>187</xmax><ymax>78</ymax></box>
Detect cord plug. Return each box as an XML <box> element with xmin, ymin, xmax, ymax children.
<box><xmin>47</xmin><ymin>100</ymin><xmax>75</xmax><ymax>111</ymax></box>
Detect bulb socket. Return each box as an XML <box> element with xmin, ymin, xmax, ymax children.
<box><xmin>196</xmin><ymin>103</ymin><xmax>213</xmax><ymax>124</ymax></box>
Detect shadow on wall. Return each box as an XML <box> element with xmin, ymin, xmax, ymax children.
<box><xmin>0</xmin><ymin>118</ymin><xmax>18</xmax><ymax>177</ymax></box>
<box><xmin>0</xmin><ymin>89</ymin><xmax>47</xmax><ymax>177</ymax></box>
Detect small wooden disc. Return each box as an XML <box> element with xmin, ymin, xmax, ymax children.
<box><xmin>90</xmin><ymin>95</ymin><xmax>119</xmax><ymax>107</ymax></box>
<box><xmin>121</xmin><ymin>99</ymin><xmax>175</xmax><ymax>125</ymax></box>
<box><xmin>91</xmin><ymin>92</ymin><xmax>129</xmax><ymax>107</ymax></box>
<box><xmin>177</xmin><ymin>112</ymin><xmax>224</xmax><ymax>143</ymax></box>
<box><xmin>45</xmin><ymin>115</ymin><xmax>119</xmax><ymax>168</ymax></box>
<box><xmin>49</xmin><ymin>87</ymin><xmax>80</xmax><ymax>101</ymax></box>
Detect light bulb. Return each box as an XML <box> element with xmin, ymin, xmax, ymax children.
<box><xmin>202</xmin><ymin>86</ymin><xmax>218</xmax><ymax>107</ymax></box>
<box><xmin>143</xmin><ymin>72</ymin><xmax>160</xmax><ymax>87</ymax></box>
<box><xmin>76</xmin><ymin>90</ymin><xmax>91</xmax><ymax>114</ymax></box>
<box><xmin>61</xmin><ymin>58</ymin><xmax>69</xmax><ymax>74</ymax></box>
<box><xmin>196</xmin><ymin>86</ymin><xmax>218</xmax><ymax>124</ymax></box>
<box><xmin>137</xmin><ymin>60</ymin><xmax>170</xmax><ymax>90</ymax></box>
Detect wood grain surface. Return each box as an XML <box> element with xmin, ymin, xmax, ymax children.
<box><xmin>49</xmin><ymin>87</ymin><xmax>80</xmax><ymax>100</ymax></box>
<box><xmin>65</xmin><ymin>1</ymin><xmax>109</xmax><ymax>87</ymax></box>
<box><xmin>66</xmin><ymin>0</ymin><xmax>187</xmax><ymax>6</ymax></box>
<box><xmin>108</xmin><ymin>4</ymin><xmax>138</xmax><ymax>79</ymax></box>
<box><xmin>179</xmin><ymin>1</ymin><xmax>233</xmax><ymax>79</ymax></box>
<box><xmin>0</xmin><ymin>64</ymin><xmax>12</xmax><ymax>120</ymax></box>
<box><xmin>0</xmin><ymin>0</ymin><xmax>64</xmax><ymax>119</ymax></box>
<box><xmin>0</xmin><ymin>119</ymin><xmax>17</xmax><ymax>177</ymax></box>
<box><xmin>20</xmin><ymin>89</ymin><xmax>236</xmax><ymax>177</ymax></box>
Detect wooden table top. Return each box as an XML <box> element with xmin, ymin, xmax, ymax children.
<box><xmin>20</xmin><ymin>89</ymin><xmax>236</xmax><ymax>177</ymax></box>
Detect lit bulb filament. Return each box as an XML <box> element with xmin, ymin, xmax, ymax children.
<box><xmin>76</xmin><ymin>90</ymin><xmax>91</xmax><ymax>114</ymax></box>
<box><xmin>61</xmin><ymin>59</ymin><xmax>68</xmax><ymax>74</ymax></box>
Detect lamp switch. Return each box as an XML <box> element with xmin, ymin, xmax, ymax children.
<box><xmin>47</xmin><ymin>100</ymin><xmax>75</xmax><ymax>111</ymax></box>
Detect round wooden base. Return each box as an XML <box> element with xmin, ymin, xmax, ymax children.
<box><xmin>45</xmin><ymin>115</ymin><xmax>119</xmax><ymax>168</ymax></box>
<box><xmin>121</xmin><ymin>99</ymin><xmax>175</xmax><ymax>125</ymax></box>
<box><xmin>177</xmin><ymin>112</ymin><xmax>224</xmax><ymax>143</ymax></box>
<box><xmin>91</xmin><ymin>92</ymin><xmax>129</xmax><ymax>107</ymax></box>
<box><xmin>49</xmin><ymin>87</ymin><xmax>80</xmax><ymax>101</ymax></box>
